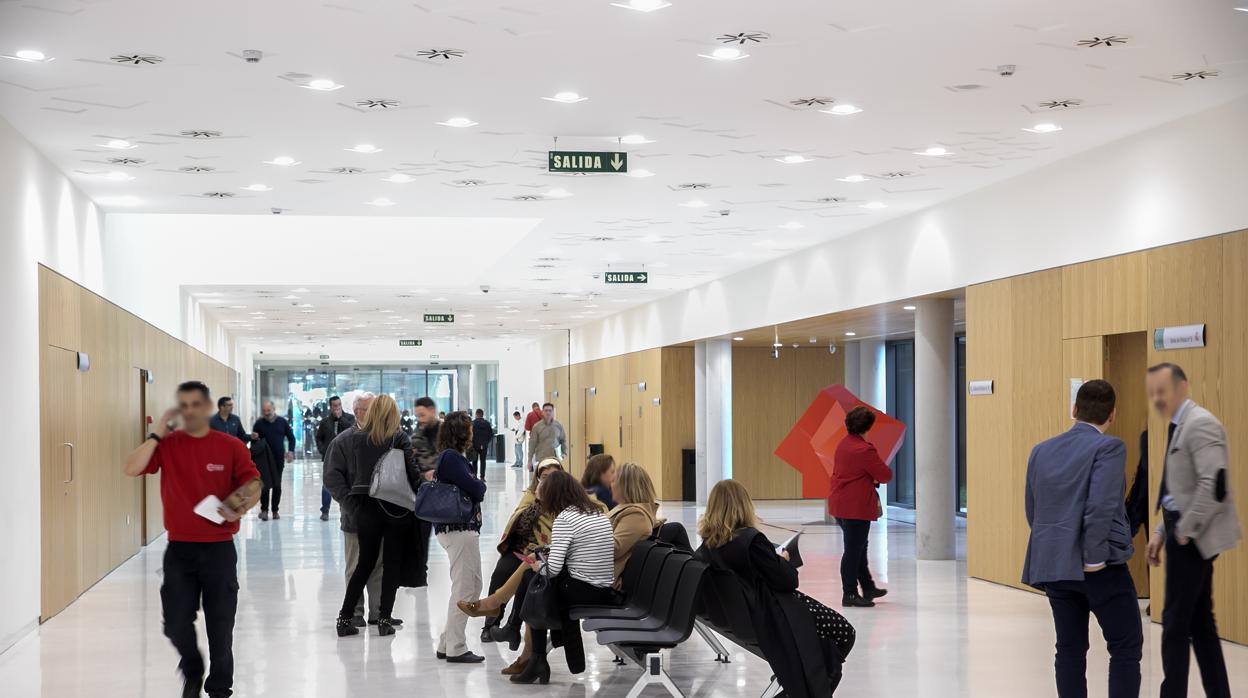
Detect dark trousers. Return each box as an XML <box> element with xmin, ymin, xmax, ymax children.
<box><xmin>485</xmin><ymin>552</ymin><xmax>523</xmax><ymax>630</ymax></box>
<box><xmin>472</xmin><ymin>446</ymin><xmax>488</xmax><ymax>479</ymax></box>
<box><xmin>259</xmin><ymin>461</ymin><xmax>284</xmax><ymax>513</ymax></box>
<box><xmin>320</xmin><ymin>485</ymin><xmax>332</xmax><ymax>515</ymax></box>
<box><xmin>837</xmin><ymin>518</ymin><xmax>875</xmax><ymax>596</ymax></box>
<box><xmin>1161</xmin><ymin>511</ymin><xmax>1231</xmax><ymax>698</ymax></box>
<box><xmin>1044</xmin><ymin>564</ymin><xmax>1143</xmax><ymax>698</ymax></box>
<box><xmin>339</xmin><ymin>497</ymin><xmax>410</xmax><ymax>619</ymax></box>
<box><xmin>161</xmin><ymin>541</ymin><xmax>239</xmax><ymax>697</ymax></box>
<box><xmin>530</xmin><ymin>574</ymin><xmax>616</xmax><ymax>674</ymax></box>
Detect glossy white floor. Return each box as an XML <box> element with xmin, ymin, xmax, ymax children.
<box><xmin>2</xmin><ymin>462</ymin><xmax>1245</xmax><ymax>697</ymax></box>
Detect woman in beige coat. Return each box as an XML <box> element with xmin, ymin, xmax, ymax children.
<box><xmin>608</xmin><ymin>462</ymin><xmax>661</xmax><ymax>587</ymax></box>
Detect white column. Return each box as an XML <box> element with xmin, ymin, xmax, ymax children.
<box><xmin>857</xmin><ymin>339</ymin><xmax>888</xmax><ymax>506</ymax></box>
<box><xmin>695</xmin><ymin>339</ymin><xmax>733</xmax><ymax>504</ymax></box>
<box><xmin>915</xmin><ymin>298</ymin><xmax>956</xmax><ymax>560</ymax></box>
<box><xmin>842</xmin><ymin>341</ymin><xmax>861</xmax><ymax>395</ymax></box>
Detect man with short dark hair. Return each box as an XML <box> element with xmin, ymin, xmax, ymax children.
<box><xmin>1145</xmin><ymin>363</ymin><xmax>1240</xmax><ymax>698</ymax></box>
<box><xmin>509</xmin><ymin>410</ymin><xmax>525</xmax><ymax>468</ymax></box>
<box><xmin>315</xmin><ymin>395</ymin><xmax>355</xmax><ymax>522</ymax></box>
<box><xmin>250</xmin><ymin>400</ymin><xmax>295</xmax><ymax>520</ymax></box>
<box><xmin>1023</xmin><ymin>379</ymin><xmax>1141</xmax><ymax>698</ymax></box>
<box><xmin>414</xmin><ymin>396</ymin><xmax>440</xmax><ymax>451</ymax></box>
<box><xmin>123</xmin><ymin>381</ymin><xmax>261</xmax><ymax>698</ymax></box>
<box><xmin>471</xmin><ymin>409</ymin><xmax>494</xmax><ymax>479</ymax></box>
<box><xmin>528</xmin><ymin>402</ymin><xmax>567</xmax><ymax>466</ymax></box>
<box><xmin>209</xmin><ymin>396</ymin><xmax>249</xmax><ymax>444</ymax></box>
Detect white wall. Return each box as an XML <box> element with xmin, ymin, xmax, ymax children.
<box><xmin>0</xmin><ymin>116</ymin><xmax>106</xmax><ymax>651</ymax></box>
<box><xmin>544</xmin><ymin>96</ymin><xmax>1248</xmax><ymax>367</ymax></box>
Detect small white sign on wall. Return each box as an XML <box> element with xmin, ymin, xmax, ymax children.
<box><xmin>968</xmin><ymin>380</ymin><xmax>994</xmax><ymax>396</ymax></box>
<box><xmin>1153</xmin><ymin>324</ymin><xmax>1206</xmax><ymax>350</ymax></box>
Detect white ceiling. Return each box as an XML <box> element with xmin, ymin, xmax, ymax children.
<box><xmin>3</xmin><ymin>0</ymin><xmax>1247</xmax><ymax>348</ymax></box>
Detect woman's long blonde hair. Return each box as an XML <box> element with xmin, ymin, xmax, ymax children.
<box><xmin>698</xmin><ymin>479</ymin><xmax>758</xmax><ymax>549</ymax></box>
<box><xmin>362</xmin><ymin>394</ymin><xmax>401</xmax><ymax>446</ymax></box>
<box><xmin>613</xmin><ymin>462</ymin><xmax>657</xmax><ymax>507</ymax></box>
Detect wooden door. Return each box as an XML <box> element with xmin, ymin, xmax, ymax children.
<box><xmin>40</xmin><ymin>344</ymin><xmax>82</xmax><ymax>620</ymax></box>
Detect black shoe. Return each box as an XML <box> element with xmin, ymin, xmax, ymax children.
<box><xmin>436</xmin><ymin>651</ymin><xmax>447</xmax><ymax>659</ymax></box>
<box><xmin>258</xmin><ymin>510</ymin><xmax>269</xmax><ymax>521</ymax></box>
<box><xmin>368</xmin><ymin>616</ymin><xmax>403</xmax><ymax>626</ymax></box>
<box><xmin>272</xmin><ymin>511</ymin><xmax>280</xmax><ymax>520</ymax></box>
<box><xmin>447</xmin><ymin>651</ymin><xmax>485</xmax><ymax>664</ymax></box>
<box><xmin>377</xmin><ymin>617</ymin><xmax>399</xmax><ymax>636</ymax></box>
<box><xmin>182</xmin><ymin>675</ymin><xmax>203</xmax><ymax>698</ymax></box>
<box><xmin>865</xmin><ymin>586</ymin><xmax>888</xmax><ymax>600</ymax></box>
<box><xmin>480</xmin><ymin>626</ymin><xmax>497</xmax><ymax>643</ymax></box>
<box><xmin>489</xmin><ymin>623</ymin><xmax>521</xmax><ymax>651</ymax></box>
<box><xmin>350</xmin><ymin>616</ymin><xmax>366</xmax><ymax>628</ymax></box>
<box><xmin>510</xmin><ymin>654</ymin><xmax>550</xmax><ymax>684</ymax></box>
<box><xmin>336</xmin><ymin>617</ymin><xmax>360</xmax><ymax>637</ymax></box>
<box><xmin>842</xmin><ymin>594</ymin><xmax>875</xmax><ymax>608</ymax></box>
<box><xmin>320</xmin><ymin>511</ymin><xmax>329</xmax><ymax>521</ymax></box>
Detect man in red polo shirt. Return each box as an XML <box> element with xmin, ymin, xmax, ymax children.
<box><xmin>124</xmin><ymin>381</ymin><xmax>261</xmax><ymax>698</ymax></box>
<box><xmin>523</xmin><ymin>401</ymin><xmax>543</xmax><ymax>470</ymax></box>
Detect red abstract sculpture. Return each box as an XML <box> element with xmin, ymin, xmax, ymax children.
<box><xmin>774</xmin><ymin>384</ymin><xmax>907</xmax><ymax>499</ymax></box>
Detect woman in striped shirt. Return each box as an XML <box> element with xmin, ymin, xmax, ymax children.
<box><xmin>511</xmin><ymin>470</ymin><xmax>616</xmax><ymax>685</ymax></box>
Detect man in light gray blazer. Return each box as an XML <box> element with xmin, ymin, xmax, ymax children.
<box><xmin>1145</xmin><ymin>363</ymin><xmax>1240</xmax><ymax>698</ymax></box>
<box><xmin>1023</xmin><ymin>379</ymin><xmax>1142</xmax><ymax>698</ymax></box>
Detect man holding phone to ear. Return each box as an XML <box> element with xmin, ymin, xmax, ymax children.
<box><xmin>123</xmin><ymin>381</ymin><xmax>261</xmax><ymax>698</ymax></box>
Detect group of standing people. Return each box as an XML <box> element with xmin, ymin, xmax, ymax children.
<box><xmin>1024</xmin><ymin>363</ymin><xmax>1241</xmax><ymax>698</ymax></box>
<box><xmin>207</xmin><ymin>394</ymin><xmax>295</xmax><ymax>521</ymax></box>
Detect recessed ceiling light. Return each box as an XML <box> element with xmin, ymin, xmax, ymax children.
<box><xmin>732</xmin><ymin>337</ymin><xmax>744</xmax><ymax>341</ymax></box>
<box><xmin>1235</xmin><ymin>6</ymin><xmax>1248</xmax><ymax>11</ymax></box>
<box><xmin>837</xmin><ymin>174</ymin><xmax>869</xmax><ymax>183</ymax></box>
<box><xmin>97</xmin><ymin>195</ymin><xmax>142</xmax><ymax>207</ymax></box>
<box><xmin>916</xmin><ymin>146</ymin><xmax>952</xmax><ymax>156</ymax></box>
<box><xmin>242</xmin><ymin>183</ymin><xmax>272</xmax><ymax>192</ymax></box>
<box><xmin>382</xmin><ymin>174</ymin><xmax>415</xmax><ymax>184</ymax></box>
<box><xmin>101</xmin><ymin>139</ymin><xmax>135</xmax><ymax>150</ymax></box>
<box><xmin>545</xmin><ymin>187</ymin><xmax>572</xmax><ymax>199</ymax></box>
<box><xmin>283</xmin><ymin>294</ymin><xmax>300</xmax><ymax>300</ymax></box>
<box><xmin>861</xmin><ymin>201</ymin><xmax>887</xmax><ymax>210</ymax></box>
<box><xmin>432</xmin><ymin>297</ymin><xmax>448</xmax><ymax>302</ymax></box>
<box><xmin>340</xmin><ymin>298</ymin><xmax>358</xmax><ymax>303</ymax></box>
<box><xmin>620</xmin><ymin>134</ymin><xmax>653</xmax><ymax>145</ymax></box>
<box><xmin>903</xmin><ymin>305</ymin><xmax>917</xmax><ymax>311</ymax></box>
<box><xmin>776</xmin><ymin>154</ymin><xmax>813</xmax><ymax>164</ymax></box>
<box><xmin>104</xmin><ymin>170</ymin><xmax>134</xmax><ymax>181</ymax></box>
<box><xmin>821</xmin><ymin>104</ymin><xmax>863</xmax><ymax>116</ymax></box>
<box><xmin>438</xmin><ymin>117</ymin><xmax>478</xmax><ymax>128</ymax></box>
<box><xmin>625</xmin><ymin>169</ymin><xmax>655</xmax><ymax>178</ymax></box>
<box><xmin>778</xmin><ymin>221</ymin><xmax>805</xmax><ymax>230</ymax></box>
<box><xmin>364</xmin><ymin>197</ymin><xmax>395</xmax><ymax>207</ymax></box>
<box><xmin>346</xmin><ymin>143</ymin><xmax>382</xmax><ymax>154</ymax></box>
<box><xmin>844</xmin><ymin>331</ymin><xmax>857</xmax><ymax>337</ymax></box>
<box><xmin>1023</xmin><ymin>123</ymin><xmax>1063</xmax><ymax>134</ymax></box>
<box><xmin>304</xmin><ymin>78</ymin><xmax>342</xmax><ymax>91</ymax></box>
<box><xmin>679</xmin><ymin>199</ymin><xmax>708</xmax><ymax>208</ymax></box>
<box><xmin>11</xmin><ymin>49</ymin><xmax>50</xmax><ymax>62</ymax></box>
<box><xmin>611</xmin><ymin>0</ymin><xmax>671</xmax><ymax>11</ymax></box>
<box><xmin>543</xmin><ymin>91</ymin><xmax>587</xmax><ymax>103</ymax></box>
<box><xmin>702</xmin><ymin>46</ymin><xmax>748</xmax><ymax>61</ymax></box>
<box><xmin>265</xmin><ymin>156</ymin><xmax>300</xmax><ymax>166</ymax></box>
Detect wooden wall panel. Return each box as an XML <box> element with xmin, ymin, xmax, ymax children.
<box><xmin>1062</xmin><ymin>253</ymin><xmax>1147</xmax><ymax>338</ymax></box>
<box><xmin>38</xmin><ymin>266</ymin><xmax>237</xmax><ymax>619</ymax></box>
<box><xmin>661</xmin><ymin>347</ymin><xmax>695</xmax><ymax>500</ymax></box>
<box><xmin>1218</xmin><ymin>231</ymin><xmax>1248</xmax><ymax>642</ymax></box>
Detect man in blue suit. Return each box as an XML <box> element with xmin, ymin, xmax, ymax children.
<box><xmin>1023</xmin><ymin>379</ymin><xmax>1142</xmax><ymax>698</ymax></box>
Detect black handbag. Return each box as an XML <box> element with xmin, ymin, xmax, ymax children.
<box><xmin>412</xmin><ymin>451</ymin><xmax>476</xmax><ymax>524</ymax></box>
<box><xmin>520</xmin><ymin>559</ymin><xmax>562</xmax><ymax>630</ymax></box>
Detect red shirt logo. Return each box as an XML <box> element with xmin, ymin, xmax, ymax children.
<box><xmin>206</xmin><ymin>463</ymin><xmax>225</xmax><ymax>472</ymax></box>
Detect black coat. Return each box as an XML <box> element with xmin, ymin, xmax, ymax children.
<box><xmin>472</xmin><ymin>417</ymin><xmax>495</xmax><ymax>450</ymax></box>
<box><xmin>697</xmin><ymin>528</ymin><xmax>833</xmax><ymax>698</ymax></box>
<box><xmin>315</xmin><ymin>412</ymin><xmax>356</xmax><ymax>460</ymax></box>
<box><xmin>249</xmin><ymin>439</ymin><xmax>279</xmax><ymax>489</ymax></box>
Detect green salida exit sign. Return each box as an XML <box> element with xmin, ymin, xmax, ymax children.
<box><xmin>423</xmin><ymin>313</ymin><xmax>454</xmax><ymax>323</ymax></box>
<box><xmin>398</xmin><ymin>339</ymin><xmax>423</xmax><ymax>347</ymax></box>
<box><xmin>604</xmin><ymin>271</ymin><xmax>649</xmax><ymax>284</ymax></box>
<box><xmin>548</xmin><ymin>150</ymin><xmax>628</xmax><ymax>174</ymax></box>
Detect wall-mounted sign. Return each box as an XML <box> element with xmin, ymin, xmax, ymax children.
<box><xmin>319</xmin><ymin>354</ymin><xmax>330</xmax><ymax>360</ymax></box>
<box><xmin>1153</xmin><ymin>324</ymin><xmax>1206</xmax><ymax>350</ymax></box>
<box><xmin>968</xmin><ymin>380</ymin><xmax>994</xmax><ymax>396</ymax></box>
<box><xmin>423</xmin><ymin>314</ymin><xmax>454</xmax><ymax>323</ymax></box>
<box><xmin>605</xmin><ymin>271</ymin><xmax>649</xmax><ymax>284</ymax></box>
<box><xmin>548</xmin><ymin>150</ymin><xmax>627</xmax><ymax>174</ymax></box>
<box><xmin>398</xmin><ymin>339</ymin><xmax>423</xmax><ymax>347</ymax></box>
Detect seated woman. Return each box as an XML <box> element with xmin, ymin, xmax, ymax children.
<box><xmin>581</xmin><ymin>453</ymin><xmax>618</xmax><ymax>509</ymax></box>
<box><xmin>697</xmin><ymin>479</ymin><xmax>855</xmax><ymax>696</ymax></box>
<box><xmin>608</xmin><ymin>462</ymin><xmax>660</xmax><ymax>586</ymax></box>
<box><xmin>510</xmin><ymin>470</ymin><xmax>616</xmax><ymax>685</ymax></box>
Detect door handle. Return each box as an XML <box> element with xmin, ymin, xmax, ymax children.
<box><xmin>62</xmin><ymin>442</ymin><xmax>74</xmax><ymax>483</ymax></box>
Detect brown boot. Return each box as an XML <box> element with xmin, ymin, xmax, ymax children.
<box><xmin>501</xmin><ymin>657</ymin><xmax>529</xmax><ymax>676</ymax></box>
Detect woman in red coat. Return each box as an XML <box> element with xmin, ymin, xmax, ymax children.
<box><xmin>827</xmin><ymin>406</ymin><xmax>894</xmax><ymax>607</ymax></box>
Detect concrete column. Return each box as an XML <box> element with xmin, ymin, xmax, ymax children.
<box><xmin>857</xmin><ymin>339</ymin><xmax>888</xmax><ymax>506</ymax></box>
<box><xmin>915</xmin><ymin>298</ymin><xmax>956</xmax><ymax>560</ymax></box>
<box><xmin>694</xmin><ymin>339</ymin><xmax>733</xmax><ymax>504</ymax></box>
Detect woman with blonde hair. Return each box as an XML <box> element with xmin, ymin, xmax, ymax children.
<box><xmin>608</xmin><ymin>462</ymin><xmax>660</xmax><ymax>585</ymax></box>
<box><xmin>697</xmin><ymin>479</ymin><xmax>855</xmax><ymax>696</ymax></box>
<box><xmin>334</xmin><ymin>394</ymin><xmax>426</xmax><ymax>637</ymax></box>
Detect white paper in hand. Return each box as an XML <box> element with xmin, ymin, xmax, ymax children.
<box><xmin>194</xmin><ymin>495</ymin><xmax>226</xmax><ymax>524</ymax></box>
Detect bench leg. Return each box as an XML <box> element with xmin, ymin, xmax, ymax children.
<box><xmin>624</xmin><ymin>652</ymin><xmax>685</xmax><ymax>698</ymax></box>
<box><xmin>757</xmin><ymin>676</ymin><xmax>782</xmax><ymax>698</ymax></box>
<box><xmin>693</xmin><ymin>620</ymin><xmax>731</xmax><ymax>663</ymax></box>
